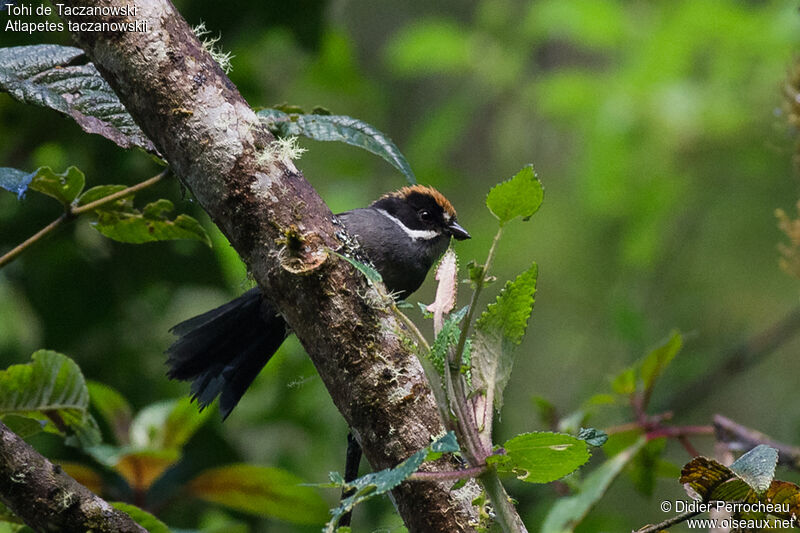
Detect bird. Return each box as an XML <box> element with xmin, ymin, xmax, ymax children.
<box><xmin>166</xmin><ymin>185</ymin><xmax>470</xmax><ymax>419</ymax></box>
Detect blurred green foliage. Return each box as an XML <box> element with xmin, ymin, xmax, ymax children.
<box><xmin>2</xmin><ymin>0</ymin><xmax>800</xmax><ymax>530</ymax></box>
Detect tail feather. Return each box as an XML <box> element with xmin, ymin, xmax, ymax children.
<box><xmin>166</xmin><ymin>288</ymin><xmax>287</xmax><ymax>419</ymax></box>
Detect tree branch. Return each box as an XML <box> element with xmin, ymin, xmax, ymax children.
<box><xmin>0</xmin><ymin>421</ymin><xmax>146</xmax><ymax>532</ymax></box>
<box><xmin>52</xmin><ymin>1</ymin><xmax>479</xmax><ymax>531</ymax></box>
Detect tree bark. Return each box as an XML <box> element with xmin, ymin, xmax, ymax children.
<box><xmin>51</xmin><ymin>1</ymin><xmax>479</xmax><ymax>531</ymax></box>
<box><xmin>0</xmin><ymin>421</ymin><xmax>146</xmax><ymax>532</ymax></box>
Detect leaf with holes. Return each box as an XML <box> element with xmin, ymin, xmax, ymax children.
<box><xmin>0</xmin><ymin>45</ymin><xmax>156</xmax><ymax>153</ymax></box>
<box><xmin>27</xmin><ymin>166</ymin><xmax>85</xmax><ymax>206</ymax></box>
<box><xmin>258</xmin><ymin>108</ymin><xmax>415</xmax><ymax>184</ymax></box>
<box><xmin>91</xmin><ymin>198</ymin><xmax>211</xmax><ymax>246</ymax></box>
<box><xmin>486</xmin><ymin>165</ymin><xmax>544</xmax><ymax>226</ymax></box>
<box><xmin>188</xmin><ymin>464</ymin><xmax>328</xmax><ymax>525</ymax></box>
<box><xmin>488</xmin><ymin>432</ymin><xmax>590</xmax><ymax>483</ymax></box>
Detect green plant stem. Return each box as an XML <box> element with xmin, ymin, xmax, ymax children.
<box><xmin>449</xmin><ymin>227</ymin><xmax>504</xmax><ymax>462</ymax></box>
<box><xmin>0</xmin><ymin>168</ymin><xmax>169</xmax><ymax>269</ymax></box>
<box><xmin>479</xmin><ymin>468</ymin><xmax>528</xmax><ymax>533</ymax></box>
<box><xmin>393</xmin><ymin>304</ymin><xmax>453</xmax><ymax>431</ymax></box>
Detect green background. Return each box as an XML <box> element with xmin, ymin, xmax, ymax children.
<box><xmin>2</xmin><ymin>0</ymin><xmax>800</xmax><ymax>531</ymax></box>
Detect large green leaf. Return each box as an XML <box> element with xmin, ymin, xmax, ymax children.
<box><xmin>324</xmin><ymin>432</ymin><xmax>459</xmax><ymax>531</ymax></box>
<box><xmin>187</xmin><ymin>464</ymin><xmax>329</xmax><ymax>525</ymax></box>
<box><xmin>488</xmin><ymin>432</ymin><xmax>591</xmax><ymax>483</ymax></box>
<box><xmin>91</xmin><ymin>198</ymin><xmax>211</xmax><ymax>246</ymax></box>
<box><xmin>542</xmin><ymin>437</ymin><xmax>646</xmax><ymax>533</ymax></box>
<box><xmin>471</xmin><ymin>263</ymin><xmax>538</xmax><ymax>412</ymax></box>
<box><xmin>0</xmin><ymin>45</ymin><xmax>156</xmax><ymax>153</ymax></box>
<box><xmin>0</xmin><ymin>350</ymin><xmax>99</xmax><ymax>446</ymax></box>
<box><xmin>258</xmin><ymin>108</ymin><xmax>416</xmax><ymax>184</ymax></box>
<box><xmin>485</xmin><ymin>165</ymin><xmax>544</xmax><ymax>226</ymax></box>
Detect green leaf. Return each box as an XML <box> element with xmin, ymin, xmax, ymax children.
<box><xmin>485</xmin><ymin>165</ymin><xmax>544</xmax><ymax>226</ymax></box>
<box><xmin>0</xmin><ymin>45</ymin><xmax>156</xmax><ymax>153</ymax></box>
<box><xmin>384</xmin><ymin>18</ymin><xmax>471</xmax><ymax>76</ymax></box>
<box><xmin>77</xmin><ymin>185</ymin><xmax>128</xmax><ymax>208</ymax></box>
<box><xmin>428</xmin><ymin>306</ymin><xmax>469</xmax><ymax>375</ymax></box>
<box><xmin>258</xmin><ymin>109</ymin><xmax>416</xmax><ymax>184</ymax></box>
<box><xmin>0</xmin><ymin>350</ymin><xmax>99</xmax><ymax>446</ymax></box>
<box><xmin>129</xmin><ymin>398</ymin><xmax>212</xmax><ymax>451</ymax></box>
<box><xmin>0</xmin><ymin>415</ymin><xmax>45</xmax><ymax>439</ymax></box>
<box><xmin>324</xmin><ymin>432</ymin><xmax>459</xmax><ymax>531</ymax></box>
<box><xmin>28</xmin><ymin>166</ymin><xmax>85</xmax><ymax>206</ymax></box>
<box><xmin>640</xmin><ymin>331</ymin><xmax>682</xmax><ymax>394</ymax></box>
<box><xmin>471</xmin><ymin>263</ymin><xmax>538</xmax><ymax>411</ymax></box>
<box><xmin>110</xmin><ymin>502</ymin><xmax>171</xmax><ymax>533</ymax></box>
<box><xmin>333</xmin><ymin>251</ymin><xmax>383</xmax><ymax>285</ymax></box>
<box><xmin>91</xmin><ymin>198</ymin><xmax>212</xmax><ymax>246</ymax></box>
<box><xmin>610</xmin><ymin>367</ymin><xmax>636</xmax><ymax>395</ymax></box>
<box><xmin>730</xmin><ymin>445</ymin><xmax>779</xmax><ymax>495</ymax></box>
<box><xmin>578</xmin><ymin>428</ymin><xmax>608</xmax><ymax>447</ymax></box>
<box><xmin>0</xmin><ymin>167</ymin><xmax>35</xmax><ymax>198</ymax></box>
<box><xmin>541</xmin><ymin>437</ymin><xmax>646</xmax><ymax>533</ymax></box>
<box><xmin>188</xmin><ymin>464</ymin><xmax>329</xmax><ymax>525</ymax></box>
<box><xmin>628</xmin><ymin>437</ymin><xmax>665</xmax><ymax>497</ymax></box>
<box><xmin>87</xmin><ymin>381</ymin><xmax>132</xmax><ymax>445</ymax></box>
<box><xmin>488</xmin><ymin>432</ymin><xmax>590</xmax><ymax>483</ymax></box>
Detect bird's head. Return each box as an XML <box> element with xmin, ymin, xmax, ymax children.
<box><xmin>371</xmin><ymin>185</ymin><xmax>471</xmax><ymax>242</ymax></box>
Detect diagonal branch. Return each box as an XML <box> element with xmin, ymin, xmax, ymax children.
<box><xmin>0</xmin><ymin>421</ymin><xmax>146</xmax><ymax>533</ymax></box>
<box><xmin>50</xmin><ymin>1</ymin><xmax>480</xmax><ymax>531</ymax></box>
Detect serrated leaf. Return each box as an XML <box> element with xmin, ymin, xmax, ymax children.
<box><xmin>0</xmin><ymin>45</ymin><xmax>156</xmax><ymax>153</ymax></box>
<box><xmin>115</xmin><ymin>449</ymin><xmax>182</xmax><ymax>492</ymax></box>
<box><xmin>730</xmin><ymin>445</ymin><xmax>778</xmax><ymax>495</ymax></box>
<box><xmin>110</xmin><ymin>502</ymin><xmax>171</xmax><ymax>533</ymax></box>
<box><xmin>486</xmin><ymin>166</ymin><xmax>544</xmax><ymax>226</ymax></box>
<box><xmin>91</xmin><ymin>198</ymin><xmax>212</xmax><ymax>246</ymax></box>
<box><xmin>471</xmin><ymin>263</ymin><xmax>538</xmax><ymax>413</ymax></box>
<box><xmin>426</xmin><ymin>248</ymin><xmax>458</xmax><ymax>334</ymax></box>
<box><xmin>333</xmin><ymin>251</ymin><xmax>383</xmax><ymax>285</ymax></box>
<box><xmin>324</xmin><ymin>432</ymin><xmax>459</xmax><ymax>532</ymax></box>
<box><xmin>258</xmin><ymin>108</ymin><xmax>416</xmax><ymax>184</ymax></box>
<box><xmin>188</xmin><ymin>464</ymin><xmax>328</xmax><ymax>525</ymax></box>
<box><xmin>87</xmin><ymin>381</ymin><xmax>132</xmax><ymax>446</ymax></box>
<box><xmin>428</xmin><ymin>306</ymin><xmax>469</xmax><ymax>375</ymax></box>
<box><xmin>0</xmin><ymin>350</ymin><xmax>99</xmax><ymax>446</ymax></box>
<box><xmin>640</xmin><ymin>331</ymin><xmax>682</xmax><ymax>394</ymax></box>
<box><xmin>0</xmin><ymin>167</ymin><xmax>35</xmax><ymax>198</ymax></box>
<box><xmin>542</xmin><ymin>437</ymin><xmax>646</xmax><ymax>533</ymax></box>
<box><xmin>488</xmin><ymin>432</ymin><xmax>590</xmax><ymax>483</ymax></box>
<box><xmin>28</xmin><ymin>166</ymin><xmax>85</xmax><ymax>206</ymax></box>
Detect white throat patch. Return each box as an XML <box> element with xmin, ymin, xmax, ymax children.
<box><xmin>377</xmin><ymin>209</ymin><xmax>439</xmax><ymax>241</ymax></box>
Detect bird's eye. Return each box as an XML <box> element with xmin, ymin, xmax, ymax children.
<box><xmin>419</xmin><ymin>210</ymin><xmax>433</xmax><ymax>222</ymax></box>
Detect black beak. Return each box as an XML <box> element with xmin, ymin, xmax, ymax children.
<box><xmin>448</xmin><ymin>220</ymin><xmax>471</xmax><ymax>240</ymax></box>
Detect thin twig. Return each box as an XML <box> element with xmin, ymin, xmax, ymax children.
<box><xmin>713</xmin><ymin>414</ymin><xmax>800</xmax><ymax>471</ymax></box>
<box><xmin>634</xmin><ymin>509</ymin><xmax>702</xmax><ymax>533</ymax></box>
<box><xmin>0</xmin><ymin>168</ymin><xmax>170</xmax><ymax>269</ymax></box>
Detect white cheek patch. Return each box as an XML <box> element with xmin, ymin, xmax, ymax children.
<box><xmin>377</xmin><ymin>209</ymin><xmax>439</xmax><ymax>241</ymax></box>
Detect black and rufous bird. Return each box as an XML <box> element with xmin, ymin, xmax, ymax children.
<box><xmin>166</xmin><ymin>185</ymin><xmax>470</xmax><ymax>418</ymax></box>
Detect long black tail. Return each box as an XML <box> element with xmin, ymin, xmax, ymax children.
<box><xmin>166</xmin><ymin>288</ymin><xmax>287</xmax><ymax>419</ymax></box>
